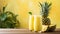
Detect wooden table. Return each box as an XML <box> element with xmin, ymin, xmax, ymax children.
<box><xmin>0</xmin><ymin>28</ymin><xmax>60</xmax><ymax>34</ymax></box>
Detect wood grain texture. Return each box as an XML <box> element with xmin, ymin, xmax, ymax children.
<box><xmin>0</xmin><ymin>28</ymin><xmax>60</xmax><ymax>34</ymax></box>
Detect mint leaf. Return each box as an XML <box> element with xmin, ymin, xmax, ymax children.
<box><xmin>29</xmin><ymin>12</ymin><xmax>32</xmax><ymax>15</ymax></box>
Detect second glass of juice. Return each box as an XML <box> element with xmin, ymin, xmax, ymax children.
<box><xmin>34</xmin><ymin>15</ymin><xmax>42</xmax><ymax>32</ymax></box>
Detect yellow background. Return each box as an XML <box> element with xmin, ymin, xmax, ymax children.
<box><xmin>1</xmin><ymin>0</ymin><xmax>60</xmax><ymax>28</ymax></box>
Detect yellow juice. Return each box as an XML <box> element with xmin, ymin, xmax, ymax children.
<box><xmin>29</xmin><ymin>15</ymin><xmax>34</xmax><ymax>31</ymax></box>
<box><xmin>34</xmin><ymin>15</ymin><xmax>42</xmax><ymax>32</ymax></box>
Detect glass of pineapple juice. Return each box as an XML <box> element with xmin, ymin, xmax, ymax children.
<box><xmin>29</xmin><ymin>15</ymin><xmax>34</xmax><ymax>31</ymax></box>
<box><xmin>34</xmin><ymin>15</ymin><xmax>42</xmax><ymax>32</ymax></box>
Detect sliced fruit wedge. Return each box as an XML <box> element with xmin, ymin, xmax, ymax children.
<box><xmin>42</xmin><ymin>24</ymin><xmax>56</xmax><ymax>32</ymax></box>
<box><xmin>45</xmin><ymin>25</ymin><xmax>56</xmax><ymax>32</ymax></box>
<box><xmin>42</xmin><ymin>25</ymin><xmax>48</xmax><ymax>32</ymax></box>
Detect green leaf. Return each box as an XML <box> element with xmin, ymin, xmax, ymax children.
<box><xmin>0</xmin><ymin>13</ymin><xmax>7</xmax><ymax>21</ymax></box>
<box><xmin>29</xmin><ymin>12</ymin><xmax>32</xmax><ymax>15</ymax></box>
<box><xmin>0</xmin><ymin>6</ymin><xmax>20</xmax><ymax>28</ymax></box>
<box><xmin>3</xmin><ymin>7</ymin><xmax>5</xmax><ymax>12</ymax></box>
<box><xmin>3</xmin><ymin>5</ymin><xmax>7</xmax><ymax>12</ymax></box>
<box><xmin>39</xmin><ymin>2</ymin><xmax>42</xmax><ymax>7</ymax></box>
<box><xmin>48</xmin><ymin>3</ymin><xmax>52</xmax><ymax>8</ymax></box>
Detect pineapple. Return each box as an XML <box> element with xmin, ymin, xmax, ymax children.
<box><xmin>39</xmin><ymin>2</ymin><xmax>56</xmax><ymax>32</ymax></box>
<box><xmin>39</xmin><ymin>2</ymin><xmax>52</xmax><ymax>25</ymax></box>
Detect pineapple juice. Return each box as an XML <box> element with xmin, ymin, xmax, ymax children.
<box><xmin>34</xmin><ymin>15</ymin><xmax>42</xmax><ymax>32</ymax></box>
<box><xmin>29</xmin><ymin>15</ymin><xmax>34</xmax><ymax>31</ymax></box>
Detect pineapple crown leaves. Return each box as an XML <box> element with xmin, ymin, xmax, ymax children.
<box><xmin>39</xmin><ymin>2</ymin><xmax>52</xmax><ymax>9</ymax></box>
<box><xmin>39</xmin><ymin>2</ymin><xmax>52</xmax><ymax>17</ymax></box>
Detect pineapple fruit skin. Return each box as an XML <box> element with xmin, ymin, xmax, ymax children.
<box><xmin>42</xmin><ymin>17</ymin><xmax>51</xmax><ymax>25</ymax></box>
<box><xmin>34</xmin><ymin>15</ymin><xmax>42</xmax><ymax>32</ymax></box>
<box><xmin>29</xmin><ymin>15</ymin><xmax>34</xmax><ymax>31</ymax></box>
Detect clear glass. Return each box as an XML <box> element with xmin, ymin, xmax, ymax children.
<box><xmin>34</xmin><ymin>15</ymin><xmax>42</xmax><ymax>32</ymax></box>
<box><xmin>29</xmin><ymin>15</ymin><xmax>42</xmax><ymax>32</ymax></box>
<box><xmin>29</xmin><ymin>15</ymin><xmax>34</xmax><ymax>31</ymax></box>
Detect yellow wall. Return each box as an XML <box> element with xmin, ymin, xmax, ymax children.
<box><xmin>2</xmin><ymin>0</ymin><xmax>60</xmax><ymax>28</ymax></box>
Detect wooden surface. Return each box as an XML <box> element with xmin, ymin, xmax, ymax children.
<box><xmin>0</xmin><ymin>28</ymin><xmax>60</xmax><ymax>34</ymax></box>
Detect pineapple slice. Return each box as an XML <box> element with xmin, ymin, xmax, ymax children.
<box><xmin>42</xmin><ymin>25</ymin><xmax>48</xmax><ymax>32</ymax></box>
<box><xmin>42</xmin><ymin>24</ymin><xmax>56</xmax><ymax>32</ymax></box>
<box><xmin>45</xmin><ymin>24</ymin><xmax>56</xmax><ymax>32</ymax></box>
